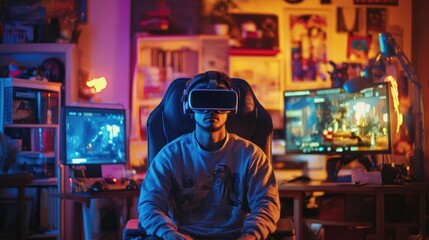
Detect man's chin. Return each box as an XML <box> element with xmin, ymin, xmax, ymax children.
<box><xmin>197</xmin><ymin>123</ymin><xmax>223</xmax><ymax>132</ymax></box>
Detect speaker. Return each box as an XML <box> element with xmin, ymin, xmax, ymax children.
<box><xmin>381</xmin><ymin>164</ymin><xmax>398</xmax><ymax>184</ymax></box>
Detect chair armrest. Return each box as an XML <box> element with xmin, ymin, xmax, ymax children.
<box><xmin>270</xmin><ymin>218</ymin><xmax>296</xmax><ymax>238</ymax></box>
<box><xmin>123</xmin><ymin>219</ymin><xmax>146</xmax><ymax>240</ymax></box>
<box><xmin>123</xmin><ymin>218</ymin><xmax>295</xmax><ymax>239</ymax></box>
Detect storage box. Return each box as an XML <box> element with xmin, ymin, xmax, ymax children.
<box><xmin>318</xmin><ymin>195</ymin><xmax>345</xmax><ymax>221</ymax></box>
<box><xmin>317</xmin><ymin>194</ymin><xmax>376</xmax><ymax>222</ymax></box>
<box><xmin>346</xmin><ymin>195</ymin><xmax>376</xmax><ymax>221</ymax></box>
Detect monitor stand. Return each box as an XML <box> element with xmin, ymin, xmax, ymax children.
<box><xmin>326</xmin><ymin>154</ymin><xmax>374</xmax><ymax>182</ymax></box>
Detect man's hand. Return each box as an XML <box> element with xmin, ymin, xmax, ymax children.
<box><xmin>237</xmin><ymin>233</ymin><xmax>257</xmax><ymax>240</ymax></box>
<box><xmin>161</xmin><ymin>230</ymin><xmax>193</xmax><ymax>240</ymax></box>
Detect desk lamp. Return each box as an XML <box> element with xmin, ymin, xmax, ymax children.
<box><xmin>345</xmin><ymin>33</ymin><xmax>424</xmax><ymax>182</ymax></box>
<box><xmin>378</xmin><ymin>32</ymin><xmax>424</xmax><ymax>182</ymax></box>
<box><xmin>333</xmin><ymin>32</ymin><xmax>424</xmax><ymax>182</ymax></box>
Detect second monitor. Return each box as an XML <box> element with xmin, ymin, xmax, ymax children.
<box><xmin>284</xmin><ymin>83</ymin><xmax>392</xmax><ymax>155</ymax></box>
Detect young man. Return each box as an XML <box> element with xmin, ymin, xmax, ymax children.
<box><xmin>138</xmin><ymin>71</ymin><xmax>280</xmax><ymax>240</ymax></box>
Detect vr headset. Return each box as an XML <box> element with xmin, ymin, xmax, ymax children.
<box><xmin>187</xmin><ymin>88</ymin><xmax>238</xmax><ymax>113</ymax></box>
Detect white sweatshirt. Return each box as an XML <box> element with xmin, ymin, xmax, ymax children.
<box><xmin>138</xmin><ymin>132</ymin><xmax>280</xmax><ymax>240</ymax></box>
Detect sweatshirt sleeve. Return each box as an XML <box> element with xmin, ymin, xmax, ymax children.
<box><xmin>137</xmin><ymin>150</ymin><xmax>178</xmax><ymax>238</ymax></box>
<box><xmin>242</xmin><ymin>153</ymin><xmax>281</xmax><ymax>239</ymax></box>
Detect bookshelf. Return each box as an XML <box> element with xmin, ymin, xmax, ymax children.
<box><xmin>0</xmin><ymin>78</ymin><xmax>61</xmax><ymax>239</ymax></box>
<box><xmin>130</xmin><ymin>34</ymin><xmax>229</xmax><ymax>167</ymax></box>
<box><xmin>0</xmin><ymin>43</ymin><xmax>79</xmax><ymax>239</ymax></box>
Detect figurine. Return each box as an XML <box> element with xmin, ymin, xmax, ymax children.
<box><xmin>8</xmin><ymin>60</ymin><xmax>21</xmax><ymax>78</ymax></box>
<box><xmin>29</xmin><ymin>66</ymin><xmax>48</xmax><ymax>82</ymax></box>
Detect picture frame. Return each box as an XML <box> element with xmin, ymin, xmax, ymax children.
<box><xmin>12</xmin><ymin>90</ymin><xmax>38</xmax><ymax>124</ymax></box>
<box><xmin>230</xmin><ymin>57</ymin><xmax>282</xmax><ymax>110</ymax></box>
<box><xmin>229</xmin><ymin>13</ymin><xmax>280</xmax><ymax>56</ymax></box>
<box><xmin>347</xmin><ymin>34</ymin><xmax>371</xmax><ymax>61</ymax></box>
<box><xmin>366</xmin><ymin>8</ymin><xmax>387</xmax><ymax>33</ymax></box>
<box><xmin>284</xmin><ymin>8</ymin><xmax>333</xmax><ymax>90</ymax></box>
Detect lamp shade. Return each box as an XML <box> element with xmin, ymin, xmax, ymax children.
<box><xmin>343</xmin><ymin>76</ymin><xmax>372</xmax><ymax>93</ymax></box>
<box><xmin>379</xmin><ymin>32</ymin><xmax>396</xmax><ymax>58</ymax></box>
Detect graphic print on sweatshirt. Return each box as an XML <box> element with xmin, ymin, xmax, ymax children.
<box><xmin>174</xmin><ymin>164</ymin><xmax>242</xmax><ymax>218</ymax></box>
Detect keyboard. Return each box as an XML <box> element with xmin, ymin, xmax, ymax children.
<box><xmin>72</xmin><ymin>178</ymin><xmax>139</xmax><ymax>193</ymax></box>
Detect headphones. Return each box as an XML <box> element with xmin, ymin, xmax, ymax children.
<box><xmin>182</xmin><ymin>71</ymin><xmax>233</xmax><ymax>115</ymax></box>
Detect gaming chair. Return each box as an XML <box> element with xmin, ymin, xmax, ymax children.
<box><xmin>123</xmin><ymin>76</ymin><xmax>295</xmax><ymax>239</ymax></box>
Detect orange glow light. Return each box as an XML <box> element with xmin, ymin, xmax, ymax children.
<box><xmin>86</xmin><ymin>77</ymin><xmax>107</xmax><ymax>94</ymax></box>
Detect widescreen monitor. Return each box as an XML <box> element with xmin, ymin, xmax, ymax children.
<box><xmin>61</xmin><ymin>105</ymin><xmax>127</xmax><ymax>165</ymax></box>
<box><xmin>284</xmin><ymin>83</ymin><xmax>391</xmax><ymax>155</ymax></box>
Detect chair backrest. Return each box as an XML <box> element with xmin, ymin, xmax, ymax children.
<box><xmin>146</xmin><ymin>77</ymin><xmax>273</xmax><ymax>166</ymax></box>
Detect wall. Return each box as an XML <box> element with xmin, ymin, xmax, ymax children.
<box><xmin>235</xmin><ymin>0</ymin><xmax>411</xmax><ymax>60</ymax></box>
<box><xmin>412</xmin><ymin>0</ymin><xmax>429</xmax><ymax>183</ymax></box>
<box><xmin>231</xmin><ymin>0</ymin><xmax>412</xmax><ymax>180</ymax></box>
<box><xmin>77</xmin><ymin>0</ymin><xmax>131</xmax><ymax>113</ymax></box>
<box><xmin>79</xmin><ymin>0</ymin><xmax>413</xmax><ymax>181</ymax></box>
<box><xmin>66</xmin><ymin>1</ymin><xmax>131</xmax><ymax>239</ymax></box>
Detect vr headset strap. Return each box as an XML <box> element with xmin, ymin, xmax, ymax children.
<box><xmin>207</xmin><ymin>71</ymin><xmax>217</xmax><ymax>89</ymax></box>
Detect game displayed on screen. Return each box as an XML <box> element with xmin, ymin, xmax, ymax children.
<box><xmin>284</xmin><ymin>83</ymin><xmax>391</xmax><ymax>155</ymax></box>
<box><xmin>63</xmin><ymin>106</ymin><xmax>127</xmax><ymax>165</ymax></box>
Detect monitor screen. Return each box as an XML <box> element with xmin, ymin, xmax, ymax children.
<box><xmin>284</xmin><ymin>83</ymin><xmax>391</xmax><ymax>155</ymax></box>
<box><xmin>61</xmin><ymin>106</ymin><xmax>127</xmax><ymax>165</ymax></box>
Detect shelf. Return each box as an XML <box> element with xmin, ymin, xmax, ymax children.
<box><xmin>131</xmin><ymin>34</ymin><xmax>229</xmax><ymax>149</ymax></box>
<box><xmin>0</xmin><ymin>44</ymin><xmax>79</xmax><ymax>105</ymax></box>
<box><xmin>31</xmin><ymin>178</ymin><xmax>58</xmax><ymax>187</ymax></box>
<box><xmin>18</xmin><ymin>151</ymin><xmax>56</xmax><ymax>158</ymax></box>
<box><xmin>4</xmin><ymin>124</ymin><xmax>59</xmax><ymax>128</ymax></box>
<box><xmin>1</xmin><ymin>78</ymin><xmax>61</xmax><ymax>91</ymax></box>
<box><xmin>229</xmin><ymin>48</ymin><xmax>280</xmax><ymax>56</ymax></box>
<box><xmin>0</xmin><ymin>77</ymin><xmax>61</xmax><ymax>239</ymax></box>
<box><xmin>26</xmin><ymin>230</ymin><xmax>58</xmax><ymax>239</ymax></box>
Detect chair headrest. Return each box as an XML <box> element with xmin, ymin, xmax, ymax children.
<box><xmin>146</xmin><ymin>77</ymin><xmax>272</xmax><ymax>164</ymax></box>
<box><xmin>160</xmin><ymin>78</ymin><xmax>258</xmax><ymax>141</ymax></box>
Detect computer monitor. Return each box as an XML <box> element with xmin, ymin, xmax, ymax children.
<box><xmin>61</xmin><ymin>105</ymin><xmax>127</xmax><ymax>165</ymax></box>
<box><xmin>283</xmin><ymin>83</ymin><xmax>392</xmax><ymax>155</ymax></box>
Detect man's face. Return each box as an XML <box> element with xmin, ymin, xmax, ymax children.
<box><xmin>191</xmin><ymin>82</ymin><xmax>230</xmax><ymax>132</ymax></box>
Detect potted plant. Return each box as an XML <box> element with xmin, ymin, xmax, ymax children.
<box><xmin>210</xmin><ymin>0</ymin><xmax>237</xmax><ymax>35</ymax></box>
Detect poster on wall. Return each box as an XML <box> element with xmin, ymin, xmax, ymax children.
<box><xmin>347</xmin><ymin>34</ymin><xmax>371</xmax><ymax>61</ymax></box>
<box><xmin>284</xmin><ymin>8</ymin><xmax>332</xmax><ymax>90</ymax></box>
<box><xmin>366</xmin><ymin>8</ymin><xmax>387</xmax><ymax>33</ymax></box>
<box><xmin>229</xmin><ymin>13</ymin><xmax>280</xmax><ymax>56</ymax></box>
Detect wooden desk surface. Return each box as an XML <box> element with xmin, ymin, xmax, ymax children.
<box><xmin>52</xmin><ymin>190</ymin><xmax>140</xmax><ymax>206</ymax></box>
<box><xmin>277</xmin><ymin>180</ymin><xmax>426</xmax><ymax>240</ymax></box>
<box><xmin>278</xmin><ymin>180</ymin><xmax>425</xmax><ymax>194</ymax></box>
<box><xmin>0</xmin><ymin>172</ymin><xmax>34</xmax><ymax>187</ymax></box>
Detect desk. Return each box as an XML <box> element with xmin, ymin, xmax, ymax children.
<box><xmin>0</xmin><ymin>173</ymin><xmax>34</xmax><ymax>240</ymax></box>
<box><xmin>53</xmin><ymin>190</ymin><xmax>140</xmax><ymax>240</ymax></box>
<box><xmin>278</xmin><ymin>181</ymin><xmax>426</xmax><ymax>240</ymax></box>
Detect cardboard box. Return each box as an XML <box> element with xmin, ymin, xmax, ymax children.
<box><xmin>317</xmin><ymin>194</ymin><xmax>376</xmax><ymax>222</ymax></box>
